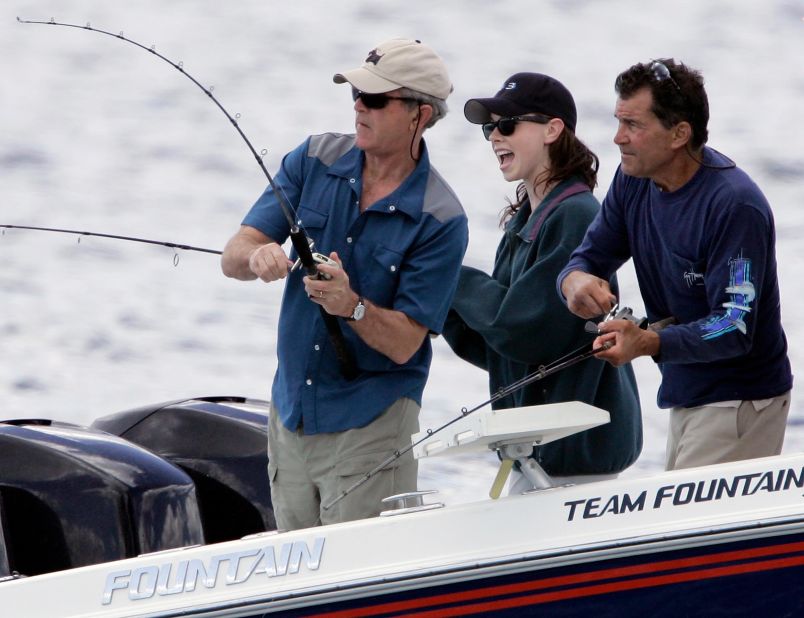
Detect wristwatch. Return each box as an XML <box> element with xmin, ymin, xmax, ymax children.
<box><xmin>347</xmin><ymin>296</ymin><xmax>366</xmax><ymax>321</ymax></box>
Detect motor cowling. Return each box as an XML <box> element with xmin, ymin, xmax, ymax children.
<box><xmin>0</xmin><ymin>419</ymin><xmax>204</xmax><ymax>577</ymax></box>
<box><xmin>92</xmin><ymin>396</ymin><xmax>275</xmax><ymax>544</ymax></box>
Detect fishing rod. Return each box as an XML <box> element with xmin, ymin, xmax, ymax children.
<box><xmin>18</xmin><ymin>16</ymin><xmax>357</xmax><ymax>379</ymax></box>
<box><xmin>17</xmin><ymin>17</ymin><xmax>294</xmax><ymax>227</ymax></box>
<box><xmin>322</xmin><ymin>304</ymin><xmax>666</xmax><ymax>511</ymax></box>
<box><xmin>322</xmin><ymin>338</ymin><xmax>613</xmax><ymax>512</ymax></box>
<box><xmin>1</xmin><ymin>224</ymin><xmax>220</xmax><ymax>265</ymax></box>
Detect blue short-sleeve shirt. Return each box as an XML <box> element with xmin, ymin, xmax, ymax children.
<box><xmin>242</xmin><ymin>133</ymin><xmax>468</xmax><ymax>433</ymax></box>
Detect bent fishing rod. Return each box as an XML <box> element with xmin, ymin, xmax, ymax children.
<box><xmin>18</xmin><ymin>17</ymin><xmax>357</xmax><ymax>379</ymax></box>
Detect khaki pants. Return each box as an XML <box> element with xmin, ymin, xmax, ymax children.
<box><xmin>666</xmin><ymin>391</ymin><xmax>791</xmax><ymax>470</ymax></box>
<box><xmin>267</xmin><ymin>397</ymin><xmax>420</xmax><ymax>531</ymax></box>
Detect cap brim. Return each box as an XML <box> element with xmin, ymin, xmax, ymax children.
<box><xmin>333</xmin><ymin>68</ymin><xmax>401</xmax><ymax>94</ymax></box>
<box><xmin>463</xmin><ymin>97</ymin><xmax>531</xmax><ymax>124</ymax></box>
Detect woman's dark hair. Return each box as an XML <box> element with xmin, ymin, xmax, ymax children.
<box><xmin>614</xmin><ymin>58</ymin><xmax>709</xmax><ymax>150</ymax></box>
<box><xmin>501</xmin><ymin>127</ymin><xmax>599</xmax><ymax>226</ymax></box>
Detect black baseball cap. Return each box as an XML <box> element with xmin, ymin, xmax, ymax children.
<box><xmin>464</xmin><ymin>72</ymin><xmax>577</xmax><ymax>132</ymax></box>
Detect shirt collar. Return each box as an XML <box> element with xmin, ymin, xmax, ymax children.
<box><xmin>328</xmin><ymin>138</ymin><xmax>432</xmax><ymax>221</ymax></box>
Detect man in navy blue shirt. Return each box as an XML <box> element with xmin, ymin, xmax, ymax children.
<box><xmin>222</xmin><ymin>39</ymin><xmax>468</xmax><ymax>529</ymax></box>
<box><xmin>558</xmin><ymin>58</ymin><xmax>792</xmax><ymax>471</ymax></box>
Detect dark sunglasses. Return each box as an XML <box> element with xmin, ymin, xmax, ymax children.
<box><xmin>649</xmin><ymin>60</ymin><xmax>682</xmax><ymax>94</ymax></box>
<box><xmin>481</xmin><ymin>115</ymin><xmax>549</xmax><ymax>140</ymax></box>
<box><xmin>351</xmin><ymin>88</ymin><xmax>417</xmax><ymax>110</ymax></box>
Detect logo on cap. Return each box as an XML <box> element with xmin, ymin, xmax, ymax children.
<box><xmin>504</xmin><ymin>82</ymin><xmax>517</xmax><ymax>90</ymax></box>
<box><xmin>365</xmin><ymin>49</ymin><xmax>383</xmax><ymax>65</ymax></box>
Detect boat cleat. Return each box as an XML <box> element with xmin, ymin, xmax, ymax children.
<box><xmin>380</xmin><ymin>489</ymin><xmax>444</xmax><ymax>517</ymax></box>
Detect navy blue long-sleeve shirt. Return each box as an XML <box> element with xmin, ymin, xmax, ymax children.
<box><xmin>559</xmin><ymin>148</ymin><xmax>792</xmax><ymax>409</ymax></box>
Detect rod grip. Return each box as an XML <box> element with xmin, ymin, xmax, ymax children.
<box><xmin>289</xmin><ymin>228</ymin><xmax>317</xmax><ymax>276</ymax></box>
<box><xmin>289</xmin><ymin>229</ymin><xmax>357</xmax><ymax>380</ymax></box>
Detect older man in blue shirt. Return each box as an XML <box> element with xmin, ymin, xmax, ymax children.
<box><xmin>222</xmin><ymin>38</ymin><xmax>468</xmax><ymax>530</ymax></box>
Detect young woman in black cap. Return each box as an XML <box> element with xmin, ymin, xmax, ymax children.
<box><xmin>443</xmin><ymin>72</ymin><xmax>643</xmax><ymax>491</ymax></box>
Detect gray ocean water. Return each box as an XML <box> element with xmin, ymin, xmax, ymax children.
<box><xmin>2</xmin><ymin>0</ymin><xmax>803</xmax><ymax>504</ymax></box>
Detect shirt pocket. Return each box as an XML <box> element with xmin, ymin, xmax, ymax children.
<box><xmin>295</xmin><ymin>204</ymin><xmax>330</xmax><ymax>239</ymax></box>
<box><xmin>362</xmin><ymin>244</ymin><xmax>403</xmax><ymax>308</ymax></box>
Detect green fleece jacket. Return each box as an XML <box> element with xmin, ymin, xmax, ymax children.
<box><xmin>443</xmin><ymin>178</ymin><xmax>642</xmax><ymax>475</ymax></box>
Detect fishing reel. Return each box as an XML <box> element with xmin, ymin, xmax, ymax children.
<box><xmin>585</xmin><ymin>304</ymin><xmax>676</xmax><ymax>335</ymax></box>
<box><xmin>310</xmin><ymin>253</ymin><xmax>337</xmax><ymax>280</ymax></box>
<box><xmin>289</xmin><ymin>239</ymin><xmax>338</xmax><ymax>280</ymax></box>
<box><xmin>584</xmin><ymin>303</ymin><xmax>647</xmax><ymax>335</ymax></box>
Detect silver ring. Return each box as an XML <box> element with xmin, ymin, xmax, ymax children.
<box><xmin>319</xmin><ymin>290</ymin><xmax>324</xmax><ymax>298</ymax></box>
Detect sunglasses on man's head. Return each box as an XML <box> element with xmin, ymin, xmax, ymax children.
<box><xmin>648</xmin><ymin>60</ymin><xmax>682</xmax><ymax>94</ymax></box>
<box><xmin>481</xmin><ymin>115</ymin><xmax>550</xmax><ymax>140</ymax></box>
<box><xmin>351</xmin><ymin>88</ymin><xmax>417</xmax><ymax>110</ymax></box>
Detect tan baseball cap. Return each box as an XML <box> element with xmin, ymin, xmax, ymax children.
<box><xmin>333</xmin><ymin>38</ymin><xmax>452</xmax><ymax>100</ymax></box>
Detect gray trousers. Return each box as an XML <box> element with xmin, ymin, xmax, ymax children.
<box><xmin>267</xmin><ymin>397</ymin><xmax>420</xmax><ymax>531</ymax></box>
<box><xmin>666</xmin><ymin>391</ymin><xmax>791</xmax><ymax>470</ymax></box>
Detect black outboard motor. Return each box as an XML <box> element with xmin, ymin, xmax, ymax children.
<box><xmin>0</xmin><ymin>420</ymin><xmax>204</xmax><ymax>577</ymax></box>
<box><xmin>92</xmin><ymin>396</ymin><xmax>275</xmax><ymax>543</ymax></box>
